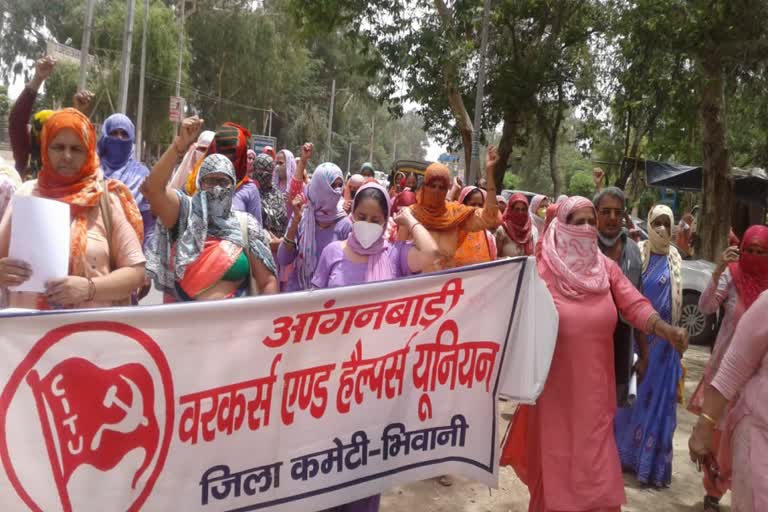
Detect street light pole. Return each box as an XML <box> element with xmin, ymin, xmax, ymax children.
<box><xmin>135</xmin><ymin>0</ymin><xmax>150</xmax><ymax>161</ymax></box>
<box><xmin>78</xmin><ymin>0</ymin><xmax>97</xmax><ymax>91</ymax></box>
<box><xmin>326</xmin><ymin>79</ymin><xmax>336</xmax><ymax>162</ymax></box>
<box><xmin>174</xmin><ymin>0</ymin><xmax>186</xmax><ymax>136</ymax></box>
<box><xmin>469</xmin><ymin>0</ymin><xmax>491</xmax><ymax>185</ymax></box>
<box><xmin>118</xmin><ymin>0</ymin><xmax>137</xmax><ymax>113</ymax></box>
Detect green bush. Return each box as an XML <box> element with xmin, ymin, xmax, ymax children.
<box><xmin>503</xmin><ymin>172</ymin><xmax>522</xmax><ymax>190</ymax></box>
<box><xmin>568</xmin><ymin>171</ymin><xmax>595</xmax><ymax>198</ymax></box>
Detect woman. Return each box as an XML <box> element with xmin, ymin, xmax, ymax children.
<box><xmin>342</xmin><ymin>174</ymin><xmax>366</xmax><ymax>213</ymax></box>
<box><xmin>614</xmin><ymin>205</ymin><xmax>685</xmax><ymax>488</ymax></box>
<box><xmin>0</xmin><ymin>108</ymin><xmax>145</xmax><ymax>309</ymax></box>
<box><xmin>501</xmin><ymin>196</ymin><xmax>688</xmax><ymax>512</ymax></box>
<box><xmin>496</xmin><ymin>195</ymin><xmax>507</xmax><ymax>216</ymax></box>
<box><xmin>676</xmin><ymin>212</ymin><xmax>695</xmax><ymax>257</ymax></box>
<box><xmin>277</xmin><ymin>162</ymin><xmax>351</xmax><ymax>292</ymax></box>
<box><xmin>251</xmin><ymin>153</ymin><xmax>288</xmax><ymax>241</ymax></box>
<box><xmin>311</xmin><ymin>182</ymin><xmax>438</xmax><ymax>512</ymax></box>
<box><xmin>185</xmin><ymin>123</ymin><xmax>262</xmax><ymax>223</ymax></box>
<box><xmin>170</xmin><ymin>130</ymin><xmax>215</xmax><ymax>190</ymax></box>
<box><xmin>247</xmin><ymin>149</ymin><xmax>257</xmax><ymax>175</ymax></box>
<box><xmin>97</xmin><ymin>113</ymin><xmax>155</xmax><ymax>245</ymax></box>
<box><xmin>389</xmin><ymin>171</ymin><xmax>405</xmax><ymax>197</ymax></box>
<box><xmin>496</xmin><ymin>193</ymin><xmax>535</xmax><ymax>257</ymax></box>
<box><xmin>687</xmin><ymin>225</ymin><xmax>768</xmax><ymax>510</ymax></box>
<box><xmin>529</xmin><ymin>194</ymin><xmax>550</xmax><ymax>237</ymax></box>
<box><xmin>143</xmin><ymin>117</ymin><xmax>278</xmax><ymax>301</ymax></box>
<box><xmin>274</xmin><ymin>149</ymin><xmax>296</xmax><ymax>194</ymax></box>
<box><xmin>404</xmin><ymin>171</ymin><xmax>418</xmax><ymax>191</ymax></box>
<box><xmin>452</xmin><ymin>186</ymin><xmax>497</xmax><ymax>266</ymax></box>
<box><xmin>689</xmin><ymin>290</ymin><xmax>768</xmax><ymax>512</ymax></box>
<box><xmin>408</xmin><ymin>147</ymin><xmax>500</xmax><ymax>269</ymax></box>
<box><xmin>313</xmin><ymin>182</ymin><xmax>439</xmax><ymax>288</ymax></box>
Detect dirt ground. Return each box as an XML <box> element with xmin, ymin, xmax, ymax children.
<box><xmin>381</xmin><ymin>345</ymin><xmax>728</xmax><ymax>512</ymax></box>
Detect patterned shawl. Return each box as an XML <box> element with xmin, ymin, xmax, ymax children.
<box><xmin>146</xmin><ymin>154</ymin><xmax>275</xmax><ymax>296</ymax></box>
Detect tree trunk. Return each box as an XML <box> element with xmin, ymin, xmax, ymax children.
<box><xmin>492</xmin><ymin>111</ymin><xmax>518</xmax><ymax>190</ymax></box>
<box><xmin>616</xmin><ymin>131</ymin><xmax>641</xmax><ymax>192</ymax></box>
<box><xmin>549</xmin><ymin>135</ymin><xmax>561</xmax><ymax>198</ymax></box>
<box><xmin>698</xmin><ymin>55</ymin><xmax>732</xmax><ymax>262</ymax></box>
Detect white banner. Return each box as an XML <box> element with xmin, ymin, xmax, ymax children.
<box><xmin>0</xmin><ymin>258</ymin><xmax>556</xmax><ymax>512</ymax></box>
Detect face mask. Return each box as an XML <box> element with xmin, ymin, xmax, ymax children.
<box><xmin>101</xmin><ymin>137</ymin><xmax>132</xmax><ymax>169</ymax></box>
<box><xmin>598</xmin><ymin>231</ymin><xmax>622</xmax><ymax>248</ymax></box>
<box><xmin>555</xmin><ymin>223</ymin><xmax>599</xmax><ymax>272</ymax></box>
<box><xmin>276</xmin><ymin>164</ymin><xmax>286</xmax><ymax>179</ymax></box>
<box><xmin>333</xmin><ymin>185</ymin><xmax>343</xmax><ymax>194</ymax></box>
<box><xmin>253</xmin><ymin>169</ymin><xmax>272</xmax><ymax>190</ymax></box>
<box><xmin>353</xmin><ymin>221</ymin><xmax>384</xmax><ymax>249</ymax></box>
<box><xmin>537</xmin><ymin>207</ymin><xmax>547</xmax><ymax>219</ymax></box>
<box><xmin>508</xmin><ymin>211</ymin><xmax>529</xmax><ymax>226</ymax></box>
<box><xmin>204</xmin><ymin>185</ymin><xmax>233</xmax><ymax>220</ymax></box>
<box><xmin>654</xmin><ymin>225</ymin><xmax>669</xmax><ymax>238</ymax></box>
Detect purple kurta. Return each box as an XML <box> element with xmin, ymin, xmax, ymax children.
<box><xmin>277</xmin><ymin>217</ymin><xmax>352</xmax><ymax>292</ymax></box>
<box><xmin>232</xmin><ymin>182</ymin><xmax>263</xmax><ymax>224</ymax></box>
<box><xmin>311</xmin><ymin>240</ymin><xmax>412</xmax><ymax>289</ymax></box>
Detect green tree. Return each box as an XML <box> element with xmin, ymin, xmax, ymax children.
<box><xmin>568</xmin><ymin>171</ymin><xmax>594</xmax><ymax>197</ymax></box>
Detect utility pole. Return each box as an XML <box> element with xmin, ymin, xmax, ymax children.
<box><xmin>174</xmin><ymin>0</ymin><xmax>186</xmax><ymax>136</ymax></box>
<box><xmin>268</xmin><ymin>109</ymin><xmax>273</xmax><ymax>137</ymax></box>
<box><xmin>118</xmin><ymin>0</ymin><xmax>137</xmax><ymax>113</ymax></box>
<box><xmin>369</xmin><ymin>116</ymin><xmax>375</xmax><ymax>163</ymax></box>
<box><xmin>78</xmin><ymin>0</ymin><xmax>97</xmax><ymax>91</ymax></box>
<box><xmin>347</xmin><ymin>142</ymin><xmax>352</xmax><ymax>176</ymax></box>
<box><xmin>469</xmin><ymin>0</ymin><xmax>491</xmax><ymax>185</ymax></box>
<box><xmin>326</xmin><ymin>79</ymin><xmax>336</xmax><ymax>162</ymax></box>
<box><xmin>135</xmin><ymin>0</ymin><xmax>150</xmax><ymax>160</ymax></box>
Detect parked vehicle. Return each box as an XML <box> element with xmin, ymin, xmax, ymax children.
<box><xmin>630</xmin><ymin>217</ymin><xmax>719</xmax><ymax>346</ymax></box>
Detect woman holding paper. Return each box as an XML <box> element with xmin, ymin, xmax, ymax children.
<box><xmin>142</xmin><ymin>117</ymin><xmax>278</xmax><ymax>301</ymax></box>
<box><xmin>0</xmin><ymin>108</ymin><xmax>146</xmax><ymax>309</ymax></box>
<box><xmin>500</xmin><ymin>196</ymin><xmax>688</xmax><ymax>512</ymax></box>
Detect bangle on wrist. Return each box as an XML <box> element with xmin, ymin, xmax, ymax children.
<box><xmin>700</xmin><ymin>412</ymin><xmax>717</xmax><ymax>426</ymax></box>
<box><xmin>86</xmin><ymin>277</ymin><xmax>96</xmax><ymax>302</ymax></box>
<box><xmin>409</xmin><ymin>222</ymin><xmax>423</xmax><ymax>235</ymax></box>
<box><xmin>283</xmin><ymin>237</ymin><xmax>297</xmax><ymax>248</ymax></box>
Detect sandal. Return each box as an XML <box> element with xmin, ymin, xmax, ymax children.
<box><xmin>438</xmin><ymin>475</ymin><xmax>453</xmax><ymax>487</ymax></box>
<box><xmin>703</xmin><ymin>495</ymin><xmax>720</xmax><ymax>512</ymax></box>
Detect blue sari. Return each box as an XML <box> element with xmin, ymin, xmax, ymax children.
<box><xmin>614</xmin><ymin>253</ymin><xmax>682</xmax><ymax>487</ymax></box>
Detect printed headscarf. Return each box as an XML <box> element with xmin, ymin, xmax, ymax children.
<box><xmin>639</xmin><ymin>204</ymin><xmax>682</xmax><ymax>324</ymax></box>
<box><xmin>540</xmin><ymin>196</ymin><xmax>609</xmax><ymax>299</ymax></box>
<box><xmin>730</xmin><ymin>225</ymin><xmax>768</xmax><ymax>310</ymax></box>
<box><xmin>411</xmin><ymin>163</ymin><xmax>475</xmax><ymax>231</ymax></box>
<box><xmin>503</xmin><ymin>193</ymin><xmax>533</xmax><ymax>255</ymax></box>
<box><xmin>185</xmin><ymin>122</ymin><xmax>252</xmax><ymax>194</ymax></box>
<box><xmin>458</xmin><ymin>186</ymin><xmax>486</xmax><ymax>205</ymax></box>
<box><xmin>38</xmin><ymin>108</ymin><xmax>143</xmax><ymax>284</ymax></box>
<box><xmin>346</xmin><ymin>182</ymin><xmax>397</xmax><ymax>282</ymax></box>
<box><xmin>28</xmin><ymin>109</ymin><xmax>55</xmax><ymax>174</ymax></box>
<box><xmin>274</xmin><ymin>149</ymin><xmax>296</xmax><ymax>193</ymax></box>
<box><xmin>529</xmin><ymin>194</ymin><xmax>547</xmax><ymax>235</ymax></box>
<box><xmin>252</xmin><ymin>153</ymin><xmax>274</xmax><ymax>190</ymax></box>
<box><xmin>96</xmin><ymin>113</ymin><xmax>150</xmax><ymax>212</ymax></box>
<box><xmin>145</xmin><ymin>154</ymin><xmax>275</xmax><ymax>296</ymax></box>
<box><xmin>172</xmin><ymin>130</ymin><xmax>214</xmax><ymax>190</ymax></box>
<box><xmin>252</xmin><ymin>153</ymin><xmax>288</xmax><ymax>236</ymax></box>
<box><xmin>296</xmin><ymin>163</ymin><xmax>346</xmax><ymax>289</ymax></box>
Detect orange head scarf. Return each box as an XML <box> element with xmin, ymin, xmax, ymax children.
<box><xmin>36</xmin><ymin>109</ymin><xmax>143</xmax><ymax>285</ymax></box>
<box><xmin>411</xmin><ymin>163</ymin><xmax>475</xmax><ymax>231</ymax></box>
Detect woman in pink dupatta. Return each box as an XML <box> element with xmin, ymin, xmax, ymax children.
<box><xmin>501</xmin><ymin>196</ymin><xmax>688</xmax><ymax>512</ymax></box>
<box><xmin>689</xmin><ymin>290</ymin><xmax>768</xmax><ymax>512</ymax></box>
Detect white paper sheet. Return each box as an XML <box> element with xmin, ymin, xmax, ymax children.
<box><xmin>628</xmin><ymin>353</ymin><xmax>639</xmax><ymax>405</ymax></box>
<box><xmin>8</xmin><ymin>195</ymin><xmax>70</xmax><ymax>293</ymax></box>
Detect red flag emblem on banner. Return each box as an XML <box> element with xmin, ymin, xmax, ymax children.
<box><xmin>26</xmin><ymin>357</ymin><xmax>159</xmax><ymax>505</ymax></box>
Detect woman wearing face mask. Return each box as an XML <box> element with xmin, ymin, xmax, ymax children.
<box><xmin>686</xmin><ymin>225</ymin><xmax>768</xmax><ymax>511</ymax></box>
<box><xmin>452</xmin><ymin>186</ymin><xmax>498</xmax><ymax>266</ymax></box>
<box><xmin>97</xmin><ymin>113</ymin><xmax>155</xmax><ymax>246</ymax></box>
<box><xmin>529</xmin><ymin>194</ymin><xmax>550</xmax><ymax>237</ymax></box>
<box><xmin>407</xmin><ymin>146</ymin><xmax>501</xmax><ymax>269</ymax></box>
<box><xmin>312</xmin><ymin>182</ymin><xmax>439</xmax><ymax>288</ymax></box>
<box><xmin>251</xmin><ymin>153</ymin><xmax>288</xmax><ymax>243</ymax></box>
<box><xmin>274</xmin><ymin>149</ymin><xmax>296</xmax><ymax>194</ymax></box>
<box><xmin>614</xmin><ymin>204</ymin><xmax>686</xmax><ymax>488</ymax></box>
<box><xmin>0</xmin><ymin>108</ymin><xmax>146</xmax><ymax>309</ymax></box>
<box><xmin>278</xmin><ymin>162</ymin><xmax>351</xmax><ymax>292</ymax></box>
<box><xmin>142</xmin><ymin>117</ymin><xmax>278</xmax><ymax>301</ymax></box>
<box><xmin>501</xmin><ymin>196</ymin><xmax>688</xmax><ymax>512</ymax></box>
<box><xmin>496</xmin><ymin>193</ymin><xmax>536</xmax><ymax>257</ymax></box>
<box><xmin>170</xmin><ymin>130</ymin><xmax>214</xmax><ymax>191</ymax></box>
<box><xmin>185</xmin><ymin>123</ymin><xmax>263</xmax><ymax>224</ymax></box>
